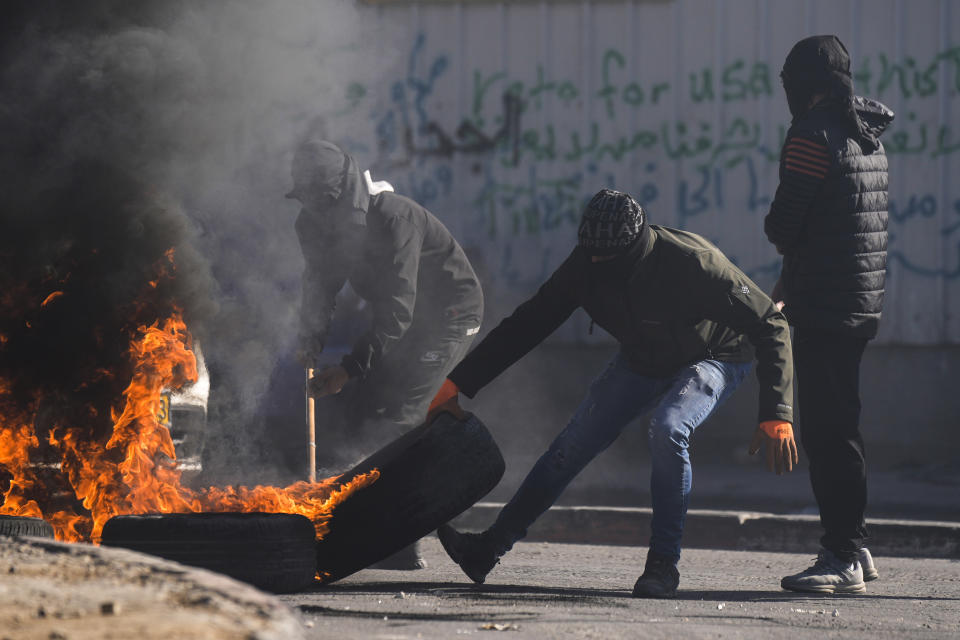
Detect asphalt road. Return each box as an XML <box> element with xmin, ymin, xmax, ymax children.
<box><xmin>282</xmin><ymin>537</ymin><xmax>960</xmax><ymax>640</ymax></box>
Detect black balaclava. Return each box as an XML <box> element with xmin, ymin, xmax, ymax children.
<box><xmin>781</xmin><ymin>35</ymin><xmax>879</xmax><ymax>152</ymax></box>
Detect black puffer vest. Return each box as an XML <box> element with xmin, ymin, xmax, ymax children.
<box><xmin>781</xmin><ymin>97</ymin><xmax>894</xmax><ymax>339</ymax></box>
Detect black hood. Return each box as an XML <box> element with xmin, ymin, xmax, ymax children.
<box><xmin>286</xmin><ymin>139</ymin><xmax>368</xmax><ymax>226</ymax></box>
<box><xmin>781</xmin><ymin>35</ymin><xmax>886</xmax><ymax>152</ymax></box>
<box><xmin>853</xmin><ymin>95</ymin><xmax>895</xmax><ymax>139</ymax></box>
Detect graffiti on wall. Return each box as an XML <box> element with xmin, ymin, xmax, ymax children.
<box><xmin>335</xmin><ymin>34</ymin><xmax>960</xmax><ymax>295</ymax></box>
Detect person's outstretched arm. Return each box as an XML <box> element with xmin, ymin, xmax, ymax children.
<box><xmin>445</xmin><ymin>251</ymin><xmax>581</xmax><ymax>400</ymax></box>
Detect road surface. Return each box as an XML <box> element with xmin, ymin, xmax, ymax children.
<box><xmin>283</xmin><ymin>536</ymin><xmax>960</xmax><ymax>639</ymax></box>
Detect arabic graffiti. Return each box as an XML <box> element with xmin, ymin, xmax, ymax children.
<box><xmin>340</xmin><ymin>36</ymin><xmax>960</xmax><ymax>286</ymax></box>
<box><xmin>887</xmin><ymin>194</ymin><xmax>960</xmax><ymax>280</ymax></box>
<box><xmin>883</xmin><ymin>110</ymin><xmax>960</xmax><ymax>157</ymax></box>
<box><xmin>373</xmin><ymin>34</ymin><xmax>523</xmax><ymax>166</ymax></box>
<box><xmin>366</xmin><ymin>39</ymin><xmax>960</xmax><ymax>170</ymax></box>
<box><xmin>855</xmin><ymin>47</ymin><xmax>960</xmax><ymax>101</ymax></box>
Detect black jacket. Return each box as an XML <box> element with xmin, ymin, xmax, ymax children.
<box><xmin>449</xmin><ymin>226</ymin><xmax>794</xmax><ymax>424</ymax></box>
<box><xmin>297</xmin><ymin>191</ymin><xmax>483</xmax><ymax>378</ymax></box>
<box><xmin>765</xmin><ymin>97</ymin><xmax>894</xmax><ymax>338</ymax></box>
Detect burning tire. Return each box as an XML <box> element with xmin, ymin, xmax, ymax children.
<box><xmin>0</xmin><ymin>515</ymin><xmax>55</xmax><ymax>538</ymax></box>
<box><xmin>100</xmin><ymin>512</ymin><xmax>316</xmax><ymax>593</ymax></box>
<box><xmin>316</xmin><ymin>410</ymin><xmax>505</xmax><ymax>583</ymax></box>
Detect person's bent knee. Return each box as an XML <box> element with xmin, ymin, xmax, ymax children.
<box><xmin>647</xmin><ymin>413</ymin><xmax>690</xmax><ymax>453</ymax></box>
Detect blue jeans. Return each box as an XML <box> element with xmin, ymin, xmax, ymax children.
<box><xmin>487</xmin><ymin>352</ymin><xmax>751</xmax><ymax>564</ymax></box>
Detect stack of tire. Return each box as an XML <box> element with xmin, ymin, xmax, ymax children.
<box><xmin>0</xmin><ymin>515</ymin><xmax>54</xmax><ymax>538</ymax></box>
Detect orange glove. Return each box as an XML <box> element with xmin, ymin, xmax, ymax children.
<box><xmin>428</xmin><ymin>379</ymin><xmax>459</xmax><ymax>414</ymax></box>
<box><xmin>759</xmin><ymin>420</ymin><xmax>793</xmax><ymax>440</ymax></box>
<box><xmin>426</xmin><ymin>378</ymin><xmax>466</xmax><ymax>422</ymax></box>
<box><xmin>748</xmin><ymin>420</ymin><xmax>799</xmax><ymax>475</ymax></box>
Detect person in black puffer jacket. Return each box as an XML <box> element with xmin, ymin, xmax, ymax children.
<box><xmin>765</xmin><ymin>35</ymin><xmax>894</xmax><ymax>595</ymax></box>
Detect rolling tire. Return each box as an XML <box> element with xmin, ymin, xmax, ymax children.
<box><xmin>0</xmin><ymin>515</ymin><xmax>55</xmax><ymax>538</ymax></box>
<box><xmin>101</xmin><ymin>512</ymin><xmax>317</xmax><ymax>593</ymax></box>
<box><xmin>317</xmin><ymin>410</ymin><xmax>505</xmax><ymax>583</ymax></box>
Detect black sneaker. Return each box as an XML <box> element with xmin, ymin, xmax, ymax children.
<box><xmin>437</xmin><ymin>524</ymin><xmax>502</xmax><ymax>584</ymax></box>
<box><xmin>632</xmin><ymin>551</ymin><xmax>680</xmax><ymax>598</ymax></box>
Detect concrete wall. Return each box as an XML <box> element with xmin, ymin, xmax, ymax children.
<box><xmin>337</xmin><ymin>0</ymin><xmax>960</xmax><ymax>345</ymax></box>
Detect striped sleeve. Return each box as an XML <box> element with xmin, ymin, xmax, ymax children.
<box><xmin>783</xmin><ymin>137</ymin><xmax>830</xmax><ymax>179</ymax></box>
<box><xmin>764</xmin><ymin>134</ymin><xmax>830</xmax><ymax>251</ymax></box>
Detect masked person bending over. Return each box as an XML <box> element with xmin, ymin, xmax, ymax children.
<box><xmin>289</xmin><ymin>140</ymin><xmax>483</xmax><ymax>566</ymax></box>
<box><xmin>429</xmin><ymin>189</ymin><xmax>797</xmax><ymax>598</ymax></box>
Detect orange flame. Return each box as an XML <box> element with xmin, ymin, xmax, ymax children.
<box><xmin>0</xmin><ymin>382</ymin><xmax>43</xmax><ymax>519</ymax></box>
<box><xmin>1</xmin><ymin>312</ymin><xmax>377</xmax><ymax>548</ymax></box>
<box><xmin>41</xmin><ymin>291</ymin><xmax>64</xmax><ymax>307</ymax></box>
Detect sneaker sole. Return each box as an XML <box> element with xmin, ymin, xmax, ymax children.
<box><xmin>781</xmin><ymin>581</ymin><xmax>866</xmax><ymax>594</ymax></box>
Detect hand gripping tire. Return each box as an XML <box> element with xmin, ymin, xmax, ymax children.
<box><xmin>101</xmin><ymin>512</ymin><xmax>317</xmax><ymax>593</ymax></box>
<box><xmin>316</xmin><ymin>410</ymin><xmax>505</xmax><ymax>583</ymax></box>
<box><xmin>0</xmin><ymin>515</ymin><xmax>55</xmax><ymax>538</ymax></box>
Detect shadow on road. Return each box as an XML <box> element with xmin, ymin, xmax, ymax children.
<box><xmin>311</xmin><ymin>581</ymin><xmax>960</xmax><ymax>605</ymax></box>
<box><xmin>314</xmin><ymin>580</ymin><xmax>631</xmax><ymax>603</ymax></box>
<box><xmin>296</xmin><ymin>603</ymin><xmax>534</xmax><ymax>622</ymax></box>
<box><xmin>682</xmin><ymin>590</ymin><xmax>960</xmax><ymax>603</ymax></box>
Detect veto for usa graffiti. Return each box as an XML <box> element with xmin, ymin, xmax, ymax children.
<box><xmin>365</xmin><ymin>35</ymin><xmax>960</xmax><ymax>168</ymax></box>
<box><xmin>337</xmin><ymin>34</ymin><xmax>960</xmax><ymax>288</ymax></box>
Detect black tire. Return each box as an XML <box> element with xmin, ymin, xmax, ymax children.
<box><xmin>101</xmin><ymin>512</ymin><xmax>317</xmax><ymax>593</ymax></box>
<box><xmin>0</xmin><ymin>515</ymin><xmax>55</xmax><ymax>538</ymax></box>
<box><xmin>317</xmin><ymin>410</ymin><xmax>505</xmax><ymax>583</ymax></box>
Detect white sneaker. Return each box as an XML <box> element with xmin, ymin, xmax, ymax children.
<box><xmin>781</xmin><ymin>549</ymin><xmax>866</xmax><ymax>594</ymax></box>
<box><xmin>858</xmin><ymin>547</ymin><xmax>879</xmax><ymax>581</ymax></box>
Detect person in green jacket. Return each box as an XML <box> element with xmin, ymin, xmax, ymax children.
<box><xmin>430</xmin><ymin>189</ymin><xmax>797</xmax><ymax>598</ymax></box>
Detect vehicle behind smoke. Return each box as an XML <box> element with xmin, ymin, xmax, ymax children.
<box><xmin>159</xmin><ymin>343</ymin><xmax>209</xmax><ymax>475</ymax></box>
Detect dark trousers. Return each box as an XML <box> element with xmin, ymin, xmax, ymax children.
<box><xmin>794</xmin><ymin>327</ymin><xmax>869</xmax><ymax>562</ymax></box>
<box><xmin>316</xmin><ymin>314</ymin><xmax>479</xmax><ymax>472</ymax></box>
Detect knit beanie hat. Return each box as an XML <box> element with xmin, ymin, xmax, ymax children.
<box><xmin>577</xmin><ymin>189</ymin><xmax>646</xmax><ymax>256</ymax></box>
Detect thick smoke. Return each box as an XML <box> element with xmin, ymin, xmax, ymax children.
<box><xmin>0</xmin><ymin>1</ymin><xmax>397</xmax><ymax>484</ymax></box>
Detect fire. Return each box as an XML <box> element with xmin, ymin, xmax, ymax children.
<box><xmin>1</xmin><ymin>266</ymin><xmax>377</xmax><ymax>547</ymax></box>
<box><xmin>0</xmin><ymin>383</ymin><xmax>43</xmax><ymax>519</ymax></box>
<box><xmin>41</xmin><ymin>291</ymin><xmax>64</xmax><ymax>307</ymax></box>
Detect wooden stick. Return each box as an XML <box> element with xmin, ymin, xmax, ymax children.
<box><xmin>306</xmin><ymin>368</ymin><xmax>316</xmax><ymax>483</ymax></box>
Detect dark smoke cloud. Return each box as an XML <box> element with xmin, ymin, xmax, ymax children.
<box><xmin>0</xmin><ymin>3</ymin><xmax>214</xmax><ymax>424</ymax></box>
<box><xmin>0</xmin><ymin>0</ymin><xmax>394</xmax><ymax>484</ymax></box>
